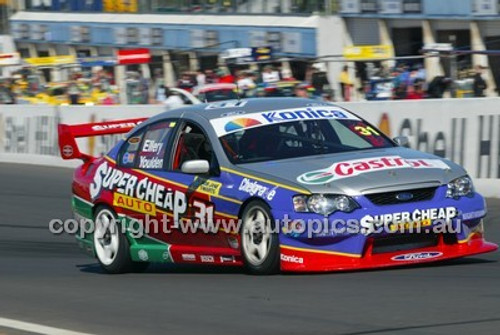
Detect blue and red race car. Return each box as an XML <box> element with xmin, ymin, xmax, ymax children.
<box><xmin>58</xmin><ymin>98</ymin><xmax>497</xmax><ymax>274</ymax></box>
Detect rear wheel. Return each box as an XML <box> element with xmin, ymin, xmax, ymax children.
<box><xmin>93</xmin><ymin>206</ymin><xmax>148</xmax><ymax>274</ymax></box>
<box><xmin>240</xmin><ymin>201</ymin><xmax>279</xmax><ymax>275</ymax></box>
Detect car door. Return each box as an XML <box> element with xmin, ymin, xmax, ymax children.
<box><xmin>116</xmin><ymin>119</ymin><xmax>178</xmax><ymax>239</ymax></box>
<box><xmin>117</xmin><ymin>119</ymin><xmax>237</xmax><ymax>256</ymax></box>
<box><xmin>152</xmin><ymin>120</ymin><xmax>236</xmax><ymax>251</ymax></box>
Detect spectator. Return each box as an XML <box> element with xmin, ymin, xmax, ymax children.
<box><xmin>163</xmin><ymin>87</ymin><xmax>185</xmax><ymax>110</ymax></box>
<box><xmin>155</xmin><ymin>85</ymin><xmax>166</xmax><ymax>103</ymax></box>
<box><xmin>294</xmin><ymin>84</ymin><xmax>310</xmax><ymax>98</ymax></box>
<box><xmin>406</xmin><ymin>83</ymin><xmax>424</xmax><ymax>100</ymax></box>
<box><xmin>237</xmin><ymin>71</ymin><xmax>255</xmax><ymax>91</ymax></box>
<box><xmin>139</xmin><ymin>71</ymin><xmax>150</xmax><ymax>104</ymax></box>
<box><xmin>153</xmin><ymin>68</ymin><xmax>164</xmax><ymax>89</ymax></box>
<box><xmin>427</xmin><ymin>76</ymin><xmax>452</xmax><ymax>99</ymax></box>
<box><xmin>355</xmin><ymin>62</ymin><xmax>369</xmax><ymax>83</ymax></box>
<box><xmin>396</xmin><ymin>64</ymin><xmax>410</xmax><ymax>86</ymax></box>
<box><xmin>339</xmin><ymin>65</ymin><xmax>353</xmax><ymax>101</ymax></box>
<box><xmin>473</xmin><ymin>65</ymin><xmax>487</xmax><ymax>97</ymax></box>
<box><xmin>0</xmin><ymin>80</ymin><xmax>16</xmax><ymax>104</ymax></box>
<box><xmin>177</xmin><ymin>73</ymin><xmax>195</xmax><ymax>91</ymax></box>
<box><xmin>261</xmin><ymin>66</ymin><xmax>280</xmax><ymax>83</ymax></box>
<box><xmin>205</xmin><ymin>69</ymin><xmax>218</xmax><ymax>84</ymax></box>
<box><xmin>68</xmin><ymin>79</ymin><xmax>80</xmax><ymax>105</ymax></box>
<box><xmin>393</xmin><ymin>82</ymin><xmax>408</xmax><ymax>100</ymax></box>
<box><xmin>196</xmin><ymin>69</ymin><xmax>206</xmax><ymax>87</ymax></box>
<box><xmin>218</xmin><ymin>68</ymin><xmax>235</xmax><ymax>84</ymax></box>
<box><xmin>311</xmin><ymin>67</ymin><xmax>330</xmax><ymax>96</ymax></box>
<box><xmin>281</xmin><ymin>67</ymin><xmax>294</xmax><ymax>80</ymax></box>
<box><xmin>415</xmin><ymin>64</ymin><xmax>426</xmax><ymax>82</ymax></box>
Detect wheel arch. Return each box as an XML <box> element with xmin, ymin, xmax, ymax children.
<box><xmin>237</xmin><ymin>196</ymin><xmax>272</xmax><ymax>220</ymax></box>
<box><xmin>92</xmin><ymin>201</ymin><xmax>115</xmax><ymax>217</ymax></box>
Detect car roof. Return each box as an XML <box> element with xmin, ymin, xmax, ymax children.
<box><xmin>195</xmin><ymin>83</ymin><xmax>236</xmax><ymax>92</ymax></box>
<box><xmin>147</xmin><ymin>98</ymin><xmax>343</xmax><ymax>124</ymax></box>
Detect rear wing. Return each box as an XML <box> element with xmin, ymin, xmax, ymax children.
<box><xmin>58</xmin><ymin>118</ymin><xmax>147</xmax><ymax>161</ymax></box>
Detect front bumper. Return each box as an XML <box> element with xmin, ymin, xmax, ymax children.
<box><xmin>280</xmin><ymin>229</ymin><xmax>497</xmax><ymax>272</ymax></box>
<box><xmin>277</xmin><ymin>190</ymin><xmax>498</xmax><ymax>272</ymax></box>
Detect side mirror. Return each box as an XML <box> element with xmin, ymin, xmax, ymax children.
<box><xmin>393</xmin><ymin>136</ymin><xmax>410</xmax><ymax>147</ymax></box>
<box><xmin>181</xmin><ymin>160</ymin><xmax>210</xmax><ymax>174</ymax></box>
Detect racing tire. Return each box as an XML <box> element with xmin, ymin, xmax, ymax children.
<box><xmin>240</xmin><ymin>201</ymin><xmax>280</xmax><ymax>275</ymax></box>
<box><xmin>93</xmin><ymin>206</ymin><xmax>149</xmax><ymax>274</ymax></box>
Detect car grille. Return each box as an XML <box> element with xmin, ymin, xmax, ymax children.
<box><xmin>371</xmin><ymin>233</ymin><xmax>457</xmax><ymax>255</ymax></box>
<box><xmin>372</xmin><ymin>233</ymin><xmax>439</xmax><ymax>254</ymax></box>
<box><xmin>365</xmin><ymin>187</ymin><xmax>437</xmax><ymax>206</ymax></box>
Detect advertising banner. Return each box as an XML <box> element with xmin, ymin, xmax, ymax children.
<box><xmin>338</xmin><ymin>98</ymin><xmax>500</xmax><ymax>196</ymax></box>
<box><xmin>78</xmin><ymin>57</ymin><xmax>116</xmax><ymax>67</ymax></box>
<box><xmin>1</xmin><ymin>99</ymin><xmax>500</xmax><ymax>196</ymax></box>
<box><xmin>0</xmin><ymin>105</ymin><xmax>162</xmax><ymax>167</ymax></box>
<box><xmin>117</xmin><ymin>48</ymin><xmax>151</xmax><ymax>65</ymax></box>
<box><xmin>0</xmin><ymin>53</ymin><xmax>21</xmax><ymax>66</ymax></box>
<box><xmin>343</xmin><ymin>45</ymin><xmax>394</xmax><ymax>60</ymax></box>
<box><xmin>222</xmin><ymin>47</ymin><xmax>273</xmax><ymax>64</ymax></box>
<box><xmin>24</xmin><ymin>55</ymin><xmax>76</xmax><ymax>66</ymax></box>
<box><xmin>104</xmin><ymin>0</ymin><xmax>138</xmax><ymax>12</ymax></box>
<box><xmin>252</xmin><ymin>47</ymin><xmax>273</xmax><ymax>62</ymax></box>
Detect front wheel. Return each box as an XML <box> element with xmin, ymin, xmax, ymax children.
<box><xmin>93</xmin><ymin>206</ymin><xmax>148</xmax><ymax>274</ymax></box>
<box><xmin>240</xmin><ymin>201</ymin><xmax>279</xmax><ymax>275</ymax></box>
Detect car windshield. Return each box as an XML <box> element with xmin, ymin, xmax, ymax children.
<box><xmin>219</xmin><ymin>118</ymin><xmax>395</xmax><ymax>164</ymax></box>
<box><xmin>262</xmin><ymin>86</ymin><xmax>295</xmax><ymax>97</ymax></box>
<box><xmin>203</xmin><ymin>89</ymin><xmax>238</xmax><ymax>102</ymax></box>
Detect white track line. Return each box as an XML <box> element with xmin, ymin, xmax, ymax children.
<box><xmin>0</xmin><ymin>317</ymin><xmax>94</xmax><ymax>335</ymax></box>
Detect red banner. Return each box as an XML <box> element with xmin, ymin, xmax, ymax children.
<box><xmin>117</xmin><ymin>48</ymin><xmax>151</xmax><ymax>65</ymax></box>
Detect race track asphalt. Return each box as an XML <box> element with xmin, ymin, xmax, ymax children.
<box><xmin>0</xmin><ymin>162</ymin><xmax>499</xmax><ymax>335</ymax></box>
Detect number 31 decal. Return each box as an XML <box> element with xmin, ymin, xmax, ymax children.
<box><xmin>192</xmin><ymin>200</ymin><xmax>214</xmax><ymax>229</ymax></box>
<box><xmin>354</xmin><ymin>125</ymin><xmax>380</xmax><ymax>136</ymax></box>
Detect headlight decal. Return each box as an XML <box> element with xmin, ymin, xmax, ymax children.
<box><xmin>293</xmin><ymin>194</ymin><xmax>359</xmax><ymax>216</ymax></box>
<box><xmin>446</xmin><ymin>176</ymin><xmax>474</xmax><ymax>199</ymax></box>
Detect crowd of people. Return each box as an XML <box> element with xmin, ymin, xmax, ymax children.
<box><xmin>150</xmin><ymin>64</ymin><xmax>332</xmax><ymax>110</ymax></box>
<box><xmin>0</xmin><ymin>60</ymin><xmax>492</xmax><ymax>105</ymax></box>
<box><xmin>153</xmin><ymin>62</ymin><xmax>492</xmax><ymax>105</ymax></box>
<box><xmin>0</xmin><ymin>68</ymin><xmax>119</xmax><ymax>105</ymax></box>
<box><xmin>345</xmin><ymin>62</ymin><xmax>490</xmax><ymax>101</ymax></box>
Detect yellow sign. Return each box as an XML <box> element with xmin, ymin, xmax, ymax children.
<box><xmin>343</xmin><ymin>45</ymin><xmax>394</xmax><ymax>60</ymax></box>
<box><xmin>104</xmin><ymin>0</ymin><xmax>137</xmax><ymax>12</ymax></box>
<box><xmin>113</xmin><ymin>193</ymin><xmax>156</xmax><ymax>216</ymax></box>
<box><xmin>25</xmin><ymin>55</ymin><xmax>76</xmax><ymax>66</ymax></box>
<box><xmin>196</xmin><ymin>180</ymin><xmax>222</xmax><ymax>196</ymax></box>
<box><xmin>389</xmin><ymin>219</ymin><xmax>432</xmax><ymax>232</ymax></box>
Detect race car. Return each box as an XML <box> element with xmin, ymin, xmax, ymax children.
<box><xmin>192</xmin><ymin>83</ymin><xmax>239</xmax><ymax>102</ymax></box>
<box><xmin>58</xmin><ymin>98</ymin><xmax>497</xmax><ymax>274</ymax></box>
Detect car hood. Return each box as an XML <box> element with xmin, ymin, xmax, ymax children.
<box><xmin>239</xmin><ymin>147</ymin><xmax>466</xmax><ymax>195</ymax></box>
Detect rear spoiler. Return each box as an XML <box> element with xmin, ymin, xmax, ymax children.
<box><xmin>58</xmin><ymin>118</ymin><xmax>147</xmax><ymax>161</ymax></box>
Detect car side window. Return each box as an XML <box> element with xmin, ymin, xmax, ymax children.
<box><xmin>119</xmin><ymin>120</ymin><xmax>176</xmax><ymax>169</ymax></box>
<box><xmin>330</xmin><ymin>121</ymin><xmax>372</xmax><ymax>149</ymax></box>
<box><xmin>172</xmin><ymin>122</ymin><xmax>215</xmax><ymax>171</ymax></box>
<box><xmin>136</xmin><ymin>121</ymin><xmax>176</xmax><ymax>170</ymax></box>
<box><xmin>119</xmin><ymin>129</ymin><xmax>146</xmax><ymax>168</ymax></box>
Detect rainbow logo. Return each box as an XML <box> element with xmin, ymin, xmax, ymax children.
<box><xmin>224</xmin><ymin>118</ymin><xmax>262</xmax><ymax>132</ymax></box>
